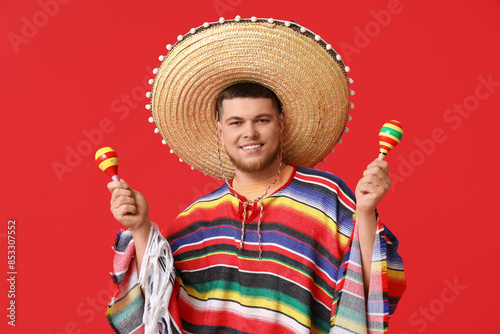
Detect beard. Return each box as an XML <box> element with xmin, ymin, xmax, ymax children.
<box><xmin>228</xmin><ymin>143</ymin><xmax>281</xmax><ymax>174</ymax></box>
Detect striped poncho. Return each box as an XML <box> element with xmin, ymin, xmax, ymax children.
<box><xmin>107</xmin><ymin>166</ymin><xmax>406</xmax><ymax>333</ymax></box>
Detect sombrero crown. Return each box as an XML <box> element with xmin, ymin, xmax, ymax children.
<box><xmin>146</xmin><ymin>16</ymin><xmax>354</xmax><ymax>180</ymax></box>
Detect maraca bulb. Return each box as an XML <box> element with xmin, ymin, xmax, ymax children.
<box><xmin>379</xmin><ymin>120</ymin><xmax>403</xmax><ymax>156</ymax></box>
<box><xmin>95</xmin><ymin>147</ymin><xmax>119</xmax><ymax>181</ymax></box>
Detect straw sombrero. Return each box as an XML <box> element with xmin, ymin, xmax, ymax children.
<box><xmin>146</xmin><ymin>16</ymin><xmax>354</xmax><ymax>180</ymax></box>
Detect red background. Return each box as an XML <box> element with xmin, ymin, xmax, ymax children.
<box><xmin>1</xmin><ymin>0</ymin><xmax>499</xmax><ymax>333</ymax></box>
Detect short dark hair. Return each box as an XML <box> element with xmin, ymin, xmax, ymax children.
<box><xmin>217</xmin><ymin>83</ymin><xmax>282</xmax><ymax>120</ymax></box>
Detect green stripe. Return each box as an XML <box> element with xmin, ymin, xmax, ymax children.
<box><xmin>380</xmin><ymin>126</ymin><xmax>403</xmax><ymax>140</ymax></box>
<box><xmin>108</xmin><ymin>291</ymin><xmax>144</xmax><ymax>325</ymax></box>
<box><xmin>180</xmin><ymin>250</ymin><xmax>316</xmax><ymax>285</ymax></box>
<box><xmin>186</xmin><ymin>279</ymin><xmax>329</xmax><ymax>333</ymax></box>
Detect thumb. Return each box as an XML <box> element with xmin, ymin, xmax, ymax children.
<box><xmin>120</xmin><ymin>179</ymin><xmax>129</xmax><ymax>188</ymax></box>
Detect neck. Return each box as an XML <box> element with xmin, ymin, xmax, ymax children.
<box><xmin>233</xmin><ymin>159</ymin><xmax>285</xmax><ymax>184</ymax></box>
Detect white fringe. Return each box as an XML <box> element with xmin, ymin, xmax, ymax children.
<box><xmin>138</xmin><ymin>223</ymin><xmax>175</xmax><ymax>334</ymax></box>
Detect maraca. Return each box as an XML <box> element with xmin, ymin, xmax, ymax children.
<box><xmin>95</xmin><ymin>147</ymin><xmax>119</xmax><ymax>181</ymax></box>
<box><xmin>378</xmin><ymin>120</ymin><xmax>403</xmax><ymax>160</ymax></box>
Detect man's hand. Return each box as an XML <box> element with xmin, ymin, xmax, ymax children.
<box><xmin>355</xmin><ymin>159</ymin><xmax>391</xmax><ymax>216</ymax></box>
<box><xmin>354</xmin><ymin>159</ymin><xmax>391</xmax><ymax>296</ymax></box>
<box><xmin>108</xmin><ymin>179</ymin><xmax>150</xmax><ymax>231</ymax></box>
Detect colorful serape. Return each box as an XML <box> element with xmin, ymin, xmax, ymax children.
<box><xmin>107</xmin><ymin>166</ymin><xmax>405</xmax><ymax>333</ymax></box>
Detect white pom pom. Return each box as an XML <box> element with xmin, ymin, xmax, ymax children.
<box><xmin>179</xmin><ymin>158</ymin><xmax>183</xmax><ymax>162</ymax></box>
<box><xmin>300</xmin><ymin>27</ymin><xmax>306</xmax><ymax>33</ymax></box>
<box><xmin>235</xmin><ymin>15</ymin><xmax>241</xmax><ymax>22</ymax></box>
<box><xmin>344</xmin><ymin>127</ymin><xmax>350</xmax><ymax>133</ymax></box>
<box><xmin>154</xmin><ymin>127</ymin><xmax>159</xmax><ymax>133</ymax></box>
<box><xmin>203</xmin><ymin>22</ymin><xmax>209</xmax><ymax>28</ymax></box>
<box><xmin>330</xmin><ymin>148</ymin><xmax>335</xmax><ymax>154</ymax></box>
<box><xmin>177</xmin><ymin>35</ymin><xmax>183</xmax><ymax>41</ymax></box>
<box><xmin>338</xmin><ymin>138</ymin><xmax>343</xmax><ymax>144</ymax></box>
<box><xmin>170</xmin><ymin>149</ymin><xmax>174</xmax><ymax>154</ymax></box>
<box><xmin>158</xmin><ymin>55</ymin><xmax>164</xmax><ymax>61</ymax></box>
<box><xmin>145</xmin><ymin>104</ymin><xmax>152</xmax><ymax>110</ymax></box>
<box><xmin>345</xmin><ymin>66</ymin><xmax>350</xmax><ymax>73</ymax></box>
<box><xmin>336</xmin><ymin>54</ymin><xmax>342</xmax><ymax>61</ymax></box>
<box><xmin>315</xmin><ymin>35</ymin><xmax>321</xmax><ymax>41</ymax></box>
<box><xmin>268</xmin><ymin>18</ymin><xmax>274</xmax><ymax>24</ymax></box>
<box><xmin>162</xmin><ymin>139</ymin><xmax>167</xmax><ymax>145</ymax></box>
<box><xmin>349</xmin><ymin>102</ymin><xmax>355</xmax><ymax>109</ymax></box>
<box><xmin>348</xmin><ymin>115</ymin><xmax>352</xmax><ymax>121</ymax></box>
<box><xmin>350</xmin><ymin>90</ymin><xmax>355</xmax><ymax>96</ymax></box>
<box><xmin>146</xmin><ymin>91</ymin><xmax>152</xmax><ymax>98</ymax></box>
<box><xmin>166</xmin><ymin>44</ymin><xmax>172</xmax><ymax>51</ymax></box>
<box><xmin>285</xmin><ymin>21</ymin><xmax>291</xmax><ymax>27</ymax></box>
<box><xmin>148</xmin><ymin>78</ymin><xmax>154</xmax><ymax>85</ymax></box>
<box><xmin>148</xmin><ymin>116</ymin><xmax>154</xmax><ymax>122</ymax></box>
<box><xmin>191</xmin><ymin>166</ymin><xmax>195</xmax><ymax>170</ymax></box>
<box><xmin>152</xmin><ymin>68</ymin><xmax>159</xmax><ymax>74</ymax></box>
<box><xmin>190</xmin><ymin>28</ymin><xmax>196</xmax><ymax>34</ymax></box>
<box><xmin>326</xmin><ymin>44</ymin><xmax>332</xmax><ymax>50</ymax></box>
<box><xmin>219</xmin><ymin>17</ymin><xmax>225</xmax><ymax>24</ymax></box>
<box><xmin>348</xmin><ymin>78</ymin><xmax>354</xmax><ymax>84</ymax></box>
<box><xmin>251</xmin><ymin>16</ymin><xmax>257</xmax><ymax>22</ymax></box>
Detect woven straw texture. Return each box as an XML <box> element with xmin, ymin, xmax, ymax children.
<box><xmin>152</xmin><ymin>20</ymin><xmax>350</xmax><ymax>180</ymax></box>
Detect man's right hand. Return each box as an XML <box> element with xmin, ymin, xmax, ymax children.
<box><xmin>108</xmin><ymin>179</ymin><xmax>150</xmax><ymax>231</ymax></box>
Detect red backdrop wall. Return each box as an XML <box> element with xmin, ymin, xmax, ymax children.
<box><xmin>1</xmin><ymin>0</ymin><xmax>499</xmax><ymax>333</ymax></box>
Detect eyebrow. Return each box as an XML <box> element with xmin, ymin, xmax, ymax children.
<box><xmin>224</xmin><ymin>113</ymin><xmax>274</xmax><ymax>123</ymax></box>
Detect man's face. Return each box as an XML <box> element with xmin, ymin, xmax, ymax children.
<box><xmin>217</xmin><ymin>97</ymin><xmax>281</xmax><ymax>177</ymax></box>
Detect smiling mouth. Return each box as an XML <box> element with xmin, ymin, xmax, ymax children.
<box><xmin>241</xmin><ymin>144</ymin><xmax>263</xmax><ymax>150</ymax></box>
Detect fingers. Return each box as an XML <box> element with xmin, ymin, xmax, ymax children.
<box><xmin>366</xmin><ymin>159</ymin><xmax>389</xmax><ymax>172</ymax></box>
<box><xmin>108</xmin><ymin>179</ymin><xmax>136</xmax><ymax>216</ymax></box>
<box><xmin>358</xmin><ymin>159</ymin><xmax>391</xmax><ymax>194</ymax></box>
<box><xmin>358</xmin><ymin>175</ymin><xmax>391</xmax><ymax>193</ymax></box>
<box><xmin>107</xmin><ymin>179</ymin><xmax>128</xmax><ymax>193</ymax></box>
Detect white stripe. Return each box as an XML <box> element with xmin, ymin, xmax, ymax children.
<box><xmin>182</xmin><ymin>262</ymin><xmax>332</xmax><ymax>311</ymax></box>
<box><xmin>296</xmin><ymin>171</ymin><xmax>356</xmax><ymax>207</ymax></box>
<box><xmin>112</xmin><ymin>268</ymin><xmax>128</xmax><ymax>276</ymax></box>
<box><xmin>295</xmin><ymin>175</ymin><xmax>356</xmax><ymax>212</ymax></box>
<box><xmin>173</xmin><ymin>236</ymin><xmax>234</xmax><ymax>253</ymax></box>
<box><xmin>179</xmin><ymin>288</ymin><xmax>311</xmax><ymax>333</ymax></box>
<box><xmin>341</xmin><ymin>288</ymin><xmax>364</xmax><ymax>299</ymax></box>
<box><xmin>177</xmin><ymin>236</ymin><xmax>339</xmax><ymax>284</ymax></box>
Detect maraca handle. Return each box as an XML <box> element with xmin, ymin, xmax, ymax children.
<box><xmin>378</xmin><ymin>152</ymin><xmax>386</xmax><ymax>161</ymax></box>
<box><xmin>111</xmin><ymin>175</ymin><xmax>119</xmax><ymax>181</ymax></box>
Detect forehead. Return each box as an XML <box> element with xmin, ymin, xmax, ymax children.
<box><xmin>220</xmin><ymin>97</ymin><xmax>278</xmax><ymax>120</ymax></box>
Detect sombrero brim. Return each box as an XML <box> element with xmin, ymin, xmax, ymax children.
<box><xmin>150</xmin><ymin>17</ymin><xmax>352</xmax><ymax>180</ymax></box>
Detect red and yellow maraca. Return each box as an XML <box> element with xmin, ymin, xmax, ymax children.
<box><xmin>378</xmin><ymin>120</ymin><xmax>403</xmax><ymax>160</ymax></box>
<box><xmin>95</xmin><ymin>147</ymin><xmax>119</xmax><ymax>181</ymax></box>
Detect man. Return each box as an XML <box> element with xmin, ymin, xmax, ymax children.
<box><xmin>106</xmin><ymin>17</ymin><xmax>405</xmax><ymax>334</ymax></box>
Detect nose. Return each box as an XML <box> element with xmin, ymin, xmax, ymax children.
<box><xmin>242</xmin><ymin>121</ymin><xmax>258</xmax><ymax>139</ymax></box>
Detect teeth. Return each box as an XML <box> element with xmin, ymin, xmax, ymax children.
<box><xmin>242</xmin><ymin>144</ymin><xmax>261</xmax><ymax>150</ymax></box>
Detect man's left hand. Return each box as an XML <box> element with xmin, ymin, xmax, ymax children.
<box><xmin>355</xmin><ymin>159</ymin><xmax>391</xmax><ymax>215</ymax></box>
